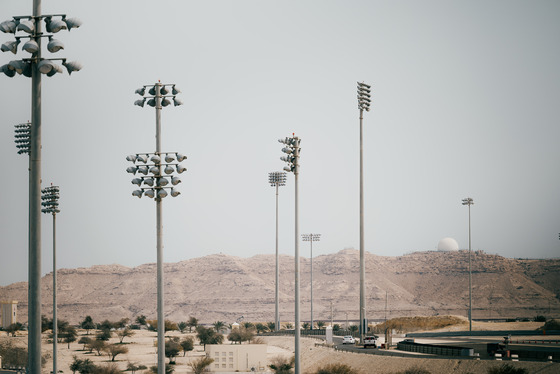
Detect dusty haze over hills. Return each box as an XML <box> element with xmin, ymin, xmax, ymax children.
<box><xmin>1</xmin><ymin>249</ymin><xmax>558</xmax><ymax>325</ymax></box>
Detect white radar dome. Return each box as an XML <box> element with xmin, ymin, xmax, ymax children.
<box><xmin>437</xmin><ymin>237</ymin><xmax>459</xmax><ymax>251</ymax></box>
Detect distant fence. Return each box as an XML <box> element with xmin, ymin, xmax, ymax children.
<box><xmin>406</xmin><ymin>330</ymin><xmax>560</xmax><ymax>338</ymax></box>
<box><xmin>397</xmin><ymin>341</ymin><xmax>473</xmax><ymax>357</ymax></box>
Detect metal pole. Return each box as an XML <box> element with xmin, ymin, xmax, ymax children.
<box><xmin>468</xmin><ymin>203</ymin><xmax>472</xmax><ymax>332</ymax></box>
<box><xmin>275</xmin><ymin>183</ymin><xmax>280</xmax><ymax>331</ymax></box>
<box><xmin>53</xmin><ymin>212</ymin><xmax>57</xmax><ymax>374</ymax></box>
<box><xmin>294</xmin><ymin>166</ymin><xmax>300</xmax><ymax>374</ymax></box>
<box><xmin>310</xmin><ymin>237</ymin><xmax>313</xmax><ymax>330</ymax></box>
<box><xmin>359</xmin><ymin>107</ymin><xmax>367</xmax><ymax>343</ymax></box>
<box><xmin>155</xmin><ymin>83</ymin><xmax>165</xmax><ymax>374</ymax></box>
<box><xmin>29</xmin><ymin>1</ymin><xmax>43</xmax><ymax>372</ymax></box>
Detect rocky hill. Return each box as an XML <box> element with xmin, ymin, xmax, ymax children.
<box><xmin>1</xmin><ymin>249</ymin><xmax>559</xmax><ymax>325</ymax></box>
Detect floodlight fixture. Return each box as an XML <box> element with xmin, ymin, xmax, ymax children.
<box><xmin>132</xmin><ymin>190</ymin><xmax>143</xmax><ymax>198</ymax></box>
<box><xmin>171</xmin><ymin>176</ymin><xmax>181</xmax><ymax>185</ymax></box>
<box><xmin>38</xmin><ymin>59</ymin><xmax>61</xmax><ymax>75</ymax></box>
<box><xmin>23</xmin><ymin>39</ymin><xmax>39</xmax><ymax>53</ymax></box>
<box><xmin>144</xmin><ymin>189</ymin><xmax>155</xmax><ymax>198</ymax></box>
<box><xmin>132</xmin><ymin>178</ymin><xmax>142</xmax><ymax>186</ymax></box>
<box><xmin>62</xmin><ymin>60</ymin><xmax>82</xmax><ymax>75</ymax></box>
<box><xmin>0</xmin><ymin>20</ymin><xmax>17</xmax><ymax>33</ymax></box>
<box><xmin>44</xmin><ymin>17</ymin><xmax>67</xmax><ymax>33</ymax></box>
<box><xmin>126</xmin><ymin>155</ymin><xmax>136</xmax><ymax>162</ymax></box>
<box><xmin>357</xmin><ymin>81</ymin><xmax>372</xmax><ymax>112</ymax></box>
<box><xmin>1</xmin><ymin>63</ymin><xmax>15</xmax><ymax>77</ymax></box>
<box><xmin>161</xmin><ymin>97</ymin><xmax>171</xmax><ymax>107</ymax></box>
<box><xmin>164</xmin><ymin>165</ymin><xmax>174</xmax><ymax>174</ymax></box>
<box><xmin>149</xmin><ymin>86</ymin><xmax>156</xmax><ymax>96</ymax></box>
<box><xmin>137</xmin><ymin>166</ymin><xmax>149</xmax><ymax>175</ymax></box>
<box><xmin>136</xmin><ymin>154</ymin><xmax>148</xmax><ymax>163</ymax></box>
<box><xmin>149</xmin><ymin>166</ymin><xmax>160</xmax><ymax>175</ymax></box>
<box><xmin>134</xmin><ymin>99</ymin><xmax>145</xmax><ymax>107</ymax></box>
<box><xmin>164</xmin><ymin>154</ymin><xmax>175</xmax><ymax>163</ymax></box>
<box><xmin>176</xmin><ymin>165</ymin><xmax>186</xmax><ymax>173</ymax></box>
<box><xmin>157</xmin><ymin>189</ymin><xmax>168</xmax><ymax>199</ymax></box>
<box><xmin>150</xmin><ymin>155</ymin><xmax>161</xmax><ymax>164</ymax></box>
<box><xmin>63</xmin><ymin>17</ymin><xmax>82</xmax><ymax>30</ymax></box>
<box><xmin>144</xmin><ymin>177</ymin><xmax>154</xmax><ymax>186</ymax></box>
<box><xmin>158</xmin><ymin>178</ymin><xmax>169</xmax><ymax>187</ymax></box>
<box><xmin>17</xmin><ymin>19</ymin><xmax>35</xmax><ymax>34</ymax></box>
<box><xmin>172</xmin><ymin>85</ymin><xmax>181</xmax><ymax>95</ymax></box>
<box><xmin>176</xmin><ymin>153</ymin><xmax>187</xmax><ymax>162</ymax></box>
<box><xmin>160</xmin><ymin>86</ymin><xmax>169</xmax><ymax>95</ymax></box>
<box><xmin>47</xmin><ymin>37</ymin><xmax>64</xmax><ymax>53</ymax></box>
<box><xmin>170</xmin><ymin>188</ymin><xmax>180</xmax><ymax>197</ymax></box>
<box><xmin>147</xmin><ymin>98</ymin><xmax>156</xmax><ymax>107</ymax></box>
<box><xmin>41</xmin><ymin>186</ymin><xmax>60</xmax><ymax>215</ymax></box>
<box><xmin>126</xmin><ymin>166</ymin><xmax>138</xmax><ymax>174</ymax></box>
<box><xmin>1</xmin><ymin>39</ymin><xmax>20</xmax><ymax>54</ymax></box>
<box><xmin>14</xmin><ymin>122</ymin><xmax>32</xmax><ymax>155</ymax></box>
<box><xmin>173</xmin><ymin>97</ymin><xmax>183</xmax><ymax>106</ymax></box>
<box><xmin>135</xmin><ymin>87</ymin><xmax>146</xmax><ymax>96</ymax></box>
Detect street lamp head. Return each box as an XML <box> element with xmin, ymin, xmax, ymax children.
<box><xmin>1</xmin><ymin>39</ymin><xmax>20</xmax><ymax>54</ymax></box>
<box><xmin>1</xmin><ymin>63</ymin><xmax>16</xmax><ymax>77</ymax></box>
<box><xmin>63</xmin><ymin>17</ymin><xmax>82</xmax><ymax>31</ymax></box>
<box><xmin>0</xmin><ymin>20</ymin><xmax>17</xmax><ymax>34</ymax></box>
<box><xmin>17</xmin><ymin>19</ymin><xmax>35</xmax><ymax>34</ymax></box>
<box><xmin>44</xmin><ymin>17</ymin><xmax>67</xmax><ymax>33</ymax></box>
<box><xmin>462</xmin><ymin>197</ymin><xmax>474</xmax><ymax>206</ymax></box>
<box><xmin>22</xmin><ymin>39</ymin><xmax>39</xmax><ymax>53</ymax></box>
<box><xmin>62</xmin><ymin>60</ymin><xmax>83</xmax><ymax>75</ymax></box>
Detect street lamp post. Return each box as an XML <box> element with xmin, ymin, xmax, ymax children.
<box><xmin>2</xmin><ymin>7</ymin><xmax>82</xmax><ymax>373</ymax></box>
<box><xmin>128</xmin><ymin>82</ymin><xmax>185</xmax><ymax>374</ymax></box>
<box><xmin>357</xmin><ymin>81</ymin><xmax>371</xmax><ymax>343</ymax></box>
<box><xmin>279</xmin><ymin>135</ymin><xmax>301</xmax><ymax>374</ymax></box>
<box><xmin>41</xmin><ymin>185</ymin><xmax>60</xmax><ymax>374</ymax></box>
<box><xmin>462</xmin><ymin>197</ymin><xmax>474</xmax><ymax>332</ymax></box>
<box><xmin>269</xmin><ymin>171</ymin><xmax>287</xmax><ymax>332</ymax></box>
<box><xmin>301</xmin><ymin>233</ymin><xmax>320</xmax><ymax>330</ymax></box>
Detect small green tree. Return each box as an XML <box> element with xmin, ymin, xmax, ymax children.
<box><xmin>284</xmin><ymin>323</ymin><xmax>293</xmax><ymax>329</ymax></box>
<box><xmin>189</xmin><ymin>357</ymin><xmax>214</xmax><ymax>374</ymax></box>
<box><xmin>196</xmin><ymin>326</ymin><xmax>224</xmax><ymax>348</ymax></box>
<box><xmin>332</xmin><ymin>324</ymin><xmax>341</xmax><ymax>333</ymax></box>
<box><xmin>88</xmin><ymin>340</ymin><xmax>107</xmax><ymax>356</ymax></box>
<box><xmin>187</xmin><ymin>316</ymin><xmax>198</xmax><ymax>332</ymax></box>
<box><xmin>177</xmin><ymin>321</ymin><xmax>188</xmax><ymax>333</ymax></box>
<box><xmin>213</xmin><ymin>321</ymin><xmax>226</xmax><ymax>333</ymax></box>
<box><xmin>96</xmin><ymin>329</ymin><xmax>112</xmax><ymax>341</ymax></box>
<box><xmin>348</xmin><ymin>325</ymin><xmax>358</xmax><ymax>334</ymax></box>
<box><xmin>5</xmin><ymin>322</ymin><xmax>23</xmax><ymax>337</ymax></box>
<box><xmin>269</xmin><ymin>355</ymin><xmax>294</xmax><ymax>374</ymax></box>
<box><xmin>180</xmin><ymin>336</ymin><xmax>194</xmax><ymax>356</ymax></box>
<box><xmin>117</xmin><ymin>327</ymin><xmax>135</xmax><ymax>343</ymax></box>
<box><xmin>165</xmin><ymin>338</ymin><xmax>181</xmax><ymax>364</ymax></box>
<box><xmin>126</xmin><ymin>362</ymin><xmax>147</xmax><ymax>374</ymax></box>
<box><xmin>81</xmin><ymin>316</ymin><xmax>95</xmax><ymax>334</ymax></box>
<box><xmin>267</xmin><ymin>321</ymin><xmax>276</xmax><ymax>331</ymax></box>
<box><xmin>255</xmin><ymin>322</ymin><xmax>268</xmax><ymax>334</ymax></box>
<box><xmin>62</xmin><ymin>326</ymin><xmax>78</xmax><ymax>348</ymax></box>
<box><xmin>148</xmin><ymin>365</ymin><xmax>175</xmax><ymax>374</ymax></box>
<box><xmin>302</xmin><ymin>322</ymin><xmax>310</xmax><ymax>330</ymax></box>
<box><xmin>78</xmin><ymin>336</ymin><xmax>92</xmax><ymax>350</ymax></box>
<box><xmin>316</xmin><ymin>321</ymin><xmax>325</xmax><ymax>329</ymax></box>
<box><xmin>135</xmin><ymin>315</ymin><xmax>147</xmax><ymax>326</ymax></box>
<box><xmin>105</xmin><ymin>344</ymin><xmax>128</xmax><ymax>362</ymax></box>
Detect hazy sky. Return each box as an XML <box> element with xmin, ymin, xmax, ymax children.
<box><xmin>1</xmin><ymin>0</ymin><xmax>559</xmax><ymax>286</ymax></box>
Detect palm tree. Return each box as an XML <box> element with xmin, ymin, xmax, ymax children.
<box><xmin>187</xmin><ymin>316</ymin><xmax>198</xmax><ymax>332</ymax></box>
<box><xmin>316</xmin><ymin>321</ymin><xmax>325</xmax><ymax>329</ymax></box>
<box><xmin>213</xmin><ymin>321</ymin><xmax>226</xmax><ymax>333</ymax></box>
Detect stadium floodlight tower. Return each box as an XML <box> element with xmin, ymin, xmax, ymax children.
<box><xmin>462</xmin><ymin>197</ymin><xmax>474</xmax><ymax>332</ymax></box>
<box><xmin>357</xmin><ymin>81</ymin><xmax>371</xmax><ymax>343</ymax></box>
<box><xmin>301</xmin><ymin>233</ymin><xmax>320</xmax><ymax>330</ymax></box>
<box><xmin>1</xmin><ymin>5</ymin><xmax>82</xmax><ymax>373</ymax></box>
<box><xmin>128</xmin><ymin>82</ymin><xmax>185</xmax><ymax>374</ymax></box>
<box><xmin>14</xmin><ymin>122</ymin><xmax>32</xmax><ymax>154</ymax></box>
<box><xmin>279</xmin><ymin>134</ymin><xmax>301</xmax><ymax>374</ymax></box>
<box><xmin>41</xmin><ymin>185</ymin><xmax>60</xmax><ymax>374</ymax></box>
<box><xmin>269</xmin><ymin>171</ymin><xmax>287</xmax><ymax>332</ymax></box>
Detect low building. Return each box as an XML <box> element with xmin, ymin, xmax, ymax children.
<box><xmin>205</xmin><ymin>344</ymin><xmax>267</xmax><ymax>372</ymax></box>
<box><xmin>0</xmin><ymin>300</ymin><xmax>18</xmax><ymax>328</ymax></box>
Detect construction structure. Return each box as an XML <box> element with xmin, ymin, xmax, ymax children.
<box><xmin>0</xmin><ymin>300</ymin><xmax>18</xmax><ymax>328</ymax></box>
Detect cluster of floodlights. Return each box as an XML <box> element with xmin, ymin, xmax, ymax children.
<box><xmin>279</xmin><ymin>136</ymin><xmax>301</xmax><ymax>174</ymax></box>
<box><xmin>134</xmin><ymin>85</ymin><xmax>183</xmax><ymax>107</ymax></box>
<box><xmin>0</xmin><ymin>15</ymin><xmax>82</xmax><ymax>77</ymax></box>
<box><xmin>126</xmin><ymin>153</ymin><xmax>187</xmax><ymax>199</ymax></box>
<box><xmin>41</xmin><ymin>185</ymin><xmax>60</xmax><ymax>215</ymax></box>
<box><xmin>357</xmin><ymin>82</ymin><xmax>371</xmax><ymax>111</ymax></box>
<box><xmin>14</xmin><ymin>122</ymin><xmax>31</xmax><ymax>155</ymax></box>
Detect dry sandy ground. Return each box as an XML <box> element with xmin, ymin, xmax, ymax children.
<box><xmin>1</xmin><ymin>322</ymin><xmax>559</xmax><ymax>374</ymax></box>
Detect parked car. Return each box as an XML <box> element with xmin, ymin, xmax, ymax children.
<box><xmin>363</xmin><ymin>335</ymin><xmax>378</xmax><ymax>348</ymax></box>
<box><xmin>342</xmin><ymin>335</ymin><xmax>356</xmax><ymax>344</ymax></box>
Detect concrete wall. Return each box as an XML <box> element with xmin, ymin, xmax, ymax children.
<box><xmin>0</xmin><ymin>301</ymin><xmax>17</xmax><ymax>328</ymax></box>
<box><xmin>205</xmin><ymin>344</ymin><xmax>267</xmax><ymax>372</ymax></box>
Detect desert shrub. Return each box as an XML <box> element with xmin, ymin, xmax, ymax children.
<box><xmin>394</xmin><ymin>367</ymin><xmax>431</xmax><ymax>374</ymax></box>
<box><xmin>372</xmin><ymin>316</ymin><xmax>466</xmax><ymax>334</ymax></box>
<box><xmin>315</xmin><ymin>363</ymin><xmax>358</xmax><ymax>374</ymax></box>
<box><xmin>0</xmin><ymin>341</ymin><xmax>28</xmax><ymax>366</ymax></box>
<box><xmin>540</xmin><ymin>319</ymin><xmax>560</xmax><ymax>331</ymax></box>
<box><xmin>95</xmin><ymin>363</ymin><xmax>121</xmax><ymax>374</ymax></box>
<box><xmin>188</xmin><ymin>357</ymin><xmax>214</xmax><ymax>374</ymax></box>
<box><xmin>533</xmin><ymin>315</ymin><xmax>546</xmax><ymax>322</ymax></box>
<box><xmin>487</xmin><ymin>364</ymin><xmax>528</xmax><ymax>374</ymax></box>
<box><xmin>147</xmin><ymin>365</ymin><xmax>174</xmax><ymax>374</ymax></box>
<box><xmin>269</xmin><ymin>355</ymin><xmax>294</xmax><ymax>374</ymax></box>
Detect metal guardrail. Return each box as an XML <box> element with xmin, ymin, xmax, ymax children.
<box><xmin>406</xmin><ymin>330</ymin><xmax>560</xmax><ymax>338</ymax></box>
<box><xmin>397</xmin><ymin>341</ymin><xmax>473</xmax><ymax>357</ymax></box>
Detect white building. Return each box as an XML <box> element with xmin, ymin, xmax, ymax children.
<box><xmin>0</xmin><ymin>300</ymin><xmax>18</xmax><ymax>328</ymax></box>
<box><xmin>205</xmin><ymin>344</ymin><xmax>267</xmax><ymax>372</ymax></box>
